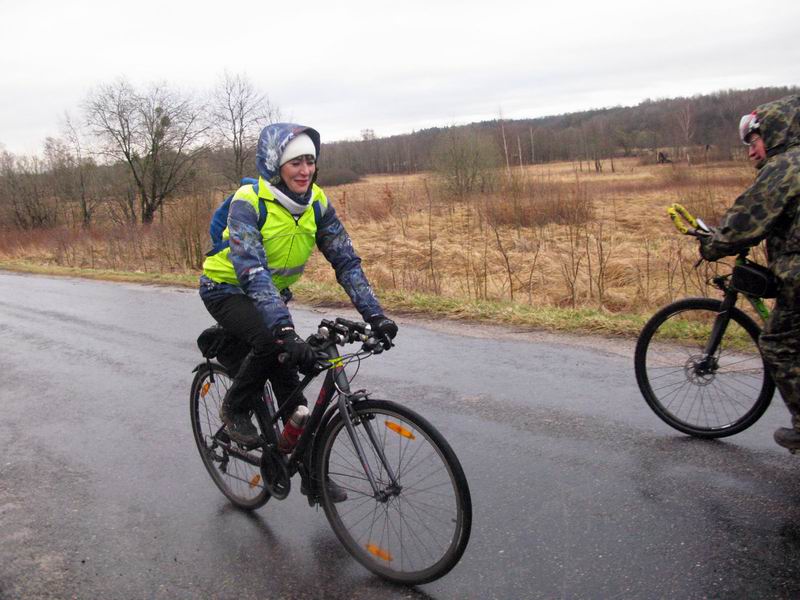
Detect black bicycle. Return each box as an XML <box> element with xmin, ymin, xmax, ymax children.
<box><xmin>190</xmin><ymin>317</ymin><xmax>472</xmax><ymax>584</ymax></box>
<box><xmin>634</xmin><ymin>204</ymin><xmax>776</xmax><ymax>438</ymax></box>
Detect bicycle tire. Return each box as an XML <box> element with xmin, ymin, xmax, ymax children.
<box><xmin>634</xmin><ymin>297</ymin><xmax>774</xmax><ymax>438</ymax></box>
<box><xmin>317</xmin><ymin>399</ymin><xmax>471</xmax><ymax>585</ymax></box>
<box><xmin>190</xmin><ymin>362</ymin><xmax>270</xmax><ymax>510</ymax></box>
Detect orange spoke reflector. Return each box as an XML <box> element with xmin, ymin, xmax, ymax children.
<box><xmin>385</xmin><ymin>421</ymin><xmax>415</xmax><ymax>440</ymax></box>
<box><xmin>249</xmin><ymin>474</ymin><xmax>262</xmax><ymax>488</ymax></box>
<box><xmin>366</xmin><ymin>543</ymin><xmax>393</xmax><ymax>562</ymax></box>
<box><xmin>201</xmin><ymin>382</ymin><xmax>211</xmax><ymax>397</ymax></box>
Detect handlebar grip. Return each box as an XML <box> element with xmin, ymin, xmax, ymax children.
<box><xmin>674</xmin><ymin>203</ymin><xmax>698</xmax><ymax>228</ymax></box>
<box><xmin>335</xmin><ymin>317</ymin><xmax>368</xmax><ymax>334</ymax></box>
<box><xmin>667</xmin><ymin>203</ymin><xmax>698</xmax><ymax>235</ymax></box>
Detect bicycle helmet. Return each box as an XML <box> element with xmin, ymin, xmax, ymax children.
<box><xmin>738</xmin><ymin>111</ymin><xmax>760</xmax><ymax>145</ymax></box>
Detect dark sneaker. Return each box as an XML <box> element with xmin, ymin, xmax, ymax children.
<box><xmin>774</xmin><ymin>427</ymin><xmax>800</xmax><ymax>452</ymax></box>
<box><xmin>301</xmin><ymin>478</ymin><xmax>348</xmax><ymax>503</ymax></box>
<box><xmin>219</xmin><ymin>402</ymin><xmax>260</xmax><ymax>446</ymax></box>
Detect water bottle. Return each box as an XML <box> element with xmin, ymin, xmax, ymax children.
<box><xmin>278</xmin><ymin>405</ymin><xmax>309</xmax><ymax>453</ymax></box>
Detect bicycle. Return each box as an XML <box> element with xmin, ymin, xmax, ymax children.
<box><xmin>190</xmin><ymin>317</ymin><xmax>472</xmax><ymax>585</ymax></box>
<box><xmin>634</xmin><ymin>204</ymin><xmax>776</xmax><ymax>438</ymax></box>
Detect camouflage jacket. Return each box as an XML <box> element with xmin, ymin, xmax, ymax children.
<box><xmin>701</xmin><ymin>95</ymin><xmax>800</xmax><ymax>270</ymax></box>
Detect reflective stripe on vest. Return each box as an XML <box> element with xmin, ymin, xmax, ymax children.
<box><xmin>201</xmin><ymin>178</ymin><xmax>328</xmax><ymax>289</ymax></box>
<box><xmin>271</xmin><ymin>264</ymin><xmax>306</xmax><ymax>278</ymax></box>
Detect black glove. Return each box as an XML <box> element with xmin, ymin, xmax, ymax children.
<box><xmin>698</xmin><ymin>236</ymin><xmax>722</xmax><ymax>262</ymax></box>
<box><xmin>274</xmin><ymin>326</ymin><xmax>317</xmax><ymax>372</ymax></box>
<box><xmin>368</xmin><ymin>316</ymin><xmax>398</xmax><ymax>350</ymax></box>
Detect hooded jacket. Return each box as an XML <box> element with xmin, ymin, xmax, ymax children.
<box><xmin>701</xmin><ymin>95</ymin><xmax>800</xmax><ymax>266</ymax></box>
<box><xmin>200</xmin><ymin>123</ymin><xmax>383</xmax><ymax>331</ymax></box>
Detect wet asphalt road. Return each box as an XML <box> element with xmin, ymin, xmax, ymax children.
<box><xmin>1</xmin><ymin>270</ymin><xmax>799</xmax><ymax>599</ymax></box>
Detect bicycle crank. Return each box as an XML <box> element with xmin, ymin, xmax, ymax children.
<box><xmin>259</xmin><ymin>446</ymin><xmax>290</xmax><ymax>500</ymax></box>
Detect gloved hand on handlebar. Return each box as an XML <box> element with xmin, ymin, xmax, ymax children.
<box><xmin>368</xmin><ymin>316</ymin><xmax>398</xmax><ymax>350</ymax></box>
<box><xmin>274</xmin><ymin>326</ymin><xmax>318</xmax><ymax>372</ymax></box>
<box><xmin>697</xmin><ymin>234</ymin><xmax>726</xmax><ymax>262</ymax></box>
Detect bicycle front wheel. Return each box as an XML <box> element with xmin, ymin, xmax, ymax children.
<box><xmin>317</xmin><ymin>400</ymin><xmax>471</xmax><ymax>585</ymax></box>
<box><xmin>634</xmin><ymin>297</ymin><xmax>774</xmax><ymax>438</ymax></box>
<box><xmin>190</xmin><ymin>362</ymin><xmax>270</xmax><ymax>510</ymax></box>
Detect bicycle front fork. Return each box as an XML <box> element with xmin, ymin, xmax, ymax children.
<box><xmin>338</xmin><ymin>395</ymin><xmax>402</xmax><ymax>502</ymax></box>
<box><xmin>701</xmin><ymin>293</ymin><xmax>737</xmax><ymax>362</ymax></box>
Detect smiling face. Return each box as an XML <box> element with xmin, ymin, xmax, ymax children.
<box><xmin>279</xmin><ymin>155</ymin><xmax>316</xmax><ymax>194</ymax></box>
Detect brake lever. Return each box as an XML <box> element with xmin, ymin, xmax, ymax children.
<box><xmin>380</xmin><ymin>334</ymin><xmax>395</xmax><ymax>351</ymax></box>
<box><xmin>361</xmin><ymin>337</ymin><xmax>385</xmax><ymax>354</ymax></box>
<box><xmin>695</xmin><ymin>217</ymin><xmax>712</xmax><ymax>234</ymax></box>
<box><xmin>687</xmin><ymin>228</ymin><xmax>711</xmax><ymax>238</ymax></box>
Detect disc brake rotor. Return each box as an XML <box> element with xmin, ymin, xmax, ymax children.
<box><xmin>684</xmin><ymin>354</ymin><xmax>717</xmax><ymax>386</ymax></box>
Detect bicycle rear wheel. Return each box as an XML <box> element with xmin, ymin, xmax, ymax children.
<box><xmin>317</xmin><ymin>399</ymin><xmax>471</xmax><ymax>585</ymax></box>
<box><xmin>190</xmin><ymin>362</ymin><xmax>270</xmax><ymax>509</ymax></box>
<box><xmin>634</xmin><ymin>297</ymin><xmax>774</xmax><ymax>438</ymax></box>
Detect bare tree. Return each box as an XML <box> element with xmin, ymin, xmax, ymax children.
<box><xmin>432</xmin><ymin>127</ymin><xmax>501</xmax><ymax>196</ymax></box>
<box><xmin>0</xmin><ymin>151</ymin><xmax>54</xmax><ymax>229</ymax></box>
<box><xmin>41</xmin><ymin>115</ymin><xmax>102</xmax><ymax>228</ymax></box>
<box><xmin>86</xmin><ymin>79</ymin><xmax>209</xmax><ymax>224</ymax></box>
<box><xmin>63</xmin><ymin>115</ymin><xmax>100</xmax><ymax>227</ymax></box>
<box><xmin>43</xmin><ymin>136</ymin><xmax>75</xmax><ymax>223</ymax></box>
<box><xmin>209</xmin><ymin>72</ymin><xmax>279</xmax><ymax>183</ymax></box>
<box><xmin>676</xmin><ymin>102</ymin><xmax>695</xmax><ymax>162</ymax></box>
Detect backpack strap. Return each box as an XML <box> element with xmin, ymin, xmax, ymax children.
<box><xmin>209</xmin><ymin>195</ymin><xmax>233</xmax><ymax>245</ymax></box>
<box><xmin>312</xmin><ymin>190</ymin><xmax>329</xmax><ymax>224</ymax></box>
<box><xmin>254</xmin><ymin>182</ymin><xmax>267</xmax><ymax>230</ymax></box>
<box><xmin>206</xmin><ymin>181</ymin><xmax>267</xmax><ymax>256</ymax></box>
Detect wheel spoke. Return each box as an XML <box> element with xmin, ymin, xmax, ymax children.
<box><xmin>191</xmin><ymin>366</ymin><xmax>269</xmax><ymax>509</ymax></box>
<box><xmin>636</xmin><ymin>301</ymin><xmax>772</xmax><ymax>437</ymax></box>
<box><xmin>320</xmin><ymin>402</ymin><xmax>470</xmax><ymax>583</ymax></box>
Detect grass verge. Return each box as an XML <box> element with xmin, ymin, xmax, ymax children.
<box><xmin>0</xmin><ymin>258</ymin><xmax>651</xmax><ymax>338</ymax></box>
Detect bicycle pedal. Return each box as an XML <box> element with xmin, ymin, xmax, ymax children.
<box><xmin>235</xmin><ymin>439</ymin><xmax>263</xmax><ymax>451</ymax></box>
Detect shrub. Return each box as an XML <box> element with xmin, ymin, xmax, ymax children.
<box><xmin>316</xmin><ymin>167</ymin><xmax>361</xmax><ymax>186</ymax></box>
<box><xmin>482</xmin><ymin>180</ymin><xmax>593</xmax><ymax>228</ymax></box>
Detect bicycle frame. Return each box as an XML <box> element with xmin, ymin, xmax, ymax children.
<box><xmin>703</xmin><ymin>276</ymin><xmax>768</xmax><ymax>354</ymax></box>
<box><xmin>668</xmin><ymin>204</ymin><xmax>771</xmax><ymax>325</ymax></box>
<box><xmin>193</xmin><ymin>316</ymin><xmax>472</xmax><ymax>583</ymax></box>
<box><xmin>633</xmin><ymin>204</ymin><xmax>778</xmax><ymax>440</ymax></box>
<box><xmin>250</xmin><ymin>331</ymin><xmax>401</xmax><ymax>502</ymax></box>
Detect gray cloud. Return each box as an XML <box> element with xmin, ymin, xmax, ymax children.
<box><xmin>1</xmin><ymin>0</ymin><xmax>798</xmax><ymax>153</ymax></box>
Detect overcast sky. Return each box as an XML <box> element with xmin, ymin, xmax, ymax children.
<box><xmin>1</xmin><ymin>0</ymin><xmax>798</xmax><ymax>155</ymax></box>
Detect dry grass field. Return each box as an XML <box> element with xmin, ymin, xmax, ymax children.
<box><xmin>307</xmin><ymin>157</ymin><xmax>757</xmax><ymax>312</ymax></box>
<box><xmin>0</xmin><ymin>157</ymin><xmax>762</xmax><ymax>334</ymax></box>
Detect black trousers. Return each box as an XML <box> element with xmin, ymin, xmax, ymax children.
<box><xmin>202</xmin><ymin>293</ymin><xmax>305</xmax><ymax>419</ymax></box>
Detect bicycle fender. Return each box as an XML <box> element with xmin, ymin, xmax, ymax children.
<box><xmin>310</xmin><ymin>403</ymin><xmax>341</xmax><ymax>463</ymax></box>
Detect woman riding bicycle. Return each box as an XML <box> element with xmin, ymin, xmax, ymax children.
<box><xmin>198</xmin><ymin>123</ymin><xmax>398</xmax><ymax>450</ymax></box>
<box><xmin>699</xmin><ymin>94</ymin><xmax>800</xmax><ymax>451</ymax></box>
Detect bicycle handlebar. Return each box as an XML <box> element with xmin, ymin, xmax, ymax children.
<box><xmin>667</xmin><ymin>203</ymin><xmax>714</xmax><ymax>238</ymax></box>
<box><xmin>667</xmin><ymin>203</ymin><xmax>715</xmax><ymax>237</ymax></box>
<box><xmin>277</xmin><ymin>317</ymin><xmax>388</xmax><ymax>371</ymax></box>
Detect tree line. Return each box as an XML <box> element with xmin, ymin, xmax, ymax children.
<box><xmin>323</xmin><ymin>86</ymin><xmax>800</xmax><ymax>175</ymax></box>
<box><xmin>1</xmin><ymin>82</ymin><xmax>796</xmax><ymax>230</ymax></box>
